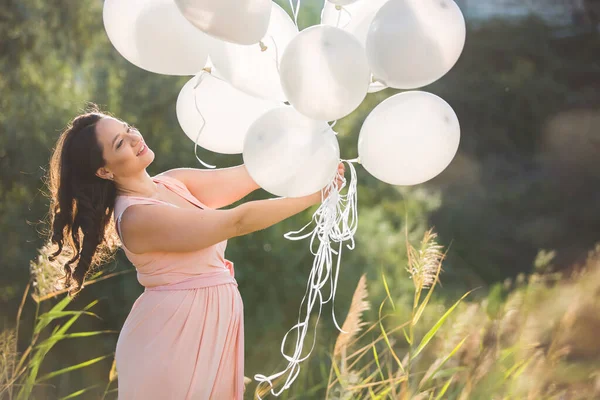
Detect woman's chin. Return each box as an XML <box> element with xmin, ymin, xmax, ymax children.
<box><xmin>141</xmin><ymin>150</ymin><xmax>155</xmax><ymax>167</ymax></box>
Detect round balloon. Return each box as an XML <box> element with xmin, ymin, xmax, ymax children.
<box><xmin>174</xmin><ymin>0</ymin><xmax>271</xmax><ymax>45</ymax></box>
<box><xmin>321</xmin><ymin>0</ymin><xmax>390</xmax><ymax>93</ymax></box>
<box><xmin>243</xmin><ymin>107</ymin><xmax>340</xmax><ymax>197</ymax></box>
<box><xmin>177</xmin><ymin>72</ymin><xmax>281</xmax><ymax>154</ymax></box>
<box><xmin>103</xmin><ymin>0</ymin><xmax>210</xmax><ymax>75</ymax></box>
<box><xmin>321</xmin><ymin>0</ymin><xmax>388</xmax><ymax>47</ymax></box>
<box><xmin>366</xmin><ymin>0</ymin><xmax>466</xmax><ymax>89</ymax></box>
<box><xmin>209</xmin><ymin>2</ymin><xmax>298</xmax><ymax>101</ymax></box>
<box><xmin>358</xmin><ymin>91</ymin><xmax>460</xmax><ymax>185</ymax></box>
<box><xmin>279</xmin><ymin>25</ymin><xmax>370</xmax><ymax>121</ymax></box>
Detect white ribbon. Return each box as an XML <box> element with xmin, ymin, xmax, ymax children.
<box><xmin>254</xmin><ymin>159</ymin><xmax>359</xmax><ymax>397</ymax></box>
<box><xmin>192</xmin><ymin>71</ymin><xmax>216</xmax><ymax>169</ymax></box>
<box><xmin>288</xmin><ymin>0</ymin><xmax>302</xmax><ymax>26</ymax></box>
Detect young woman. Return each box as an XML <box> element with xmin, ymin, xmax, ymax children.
<box><xmin>46</xmin><ymin>107</ymin><xmax>344</xmax><ymax>399</ymax></box>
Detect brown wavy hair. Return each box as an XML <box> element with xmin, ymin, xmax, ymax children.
<box><xmin>46</xmin><ymin>105</ymin><xmax>120</xmax><ymax>296</ymax></box>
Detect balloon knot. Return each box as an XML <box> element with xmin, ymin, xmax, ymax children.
<box><xmin>259</xmin><ymin>41</ymin><xmax>268</xmax><ymax>52</ymax></box>
<box><xmin>335</xmin><ymin>5</ymin><xmax>342</xmax><ymax>11</ymax></box>
<box><xmin>202</xmin><ymin>66</ymin><xmax>212</xmax><ymax>74</ymax></box>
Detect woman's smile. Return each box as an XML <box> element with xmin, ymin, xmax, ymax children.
<box><xmin>137</xmin><ymin>142</ymin><xmax>148</xmax><ymax>156</ymax></box>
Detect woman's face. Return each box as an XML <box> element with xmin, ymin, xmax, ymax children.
<box><xmin>95</xmin><ymin>117</ymin><xmax>154</xmax><ymax>180</ymax></box>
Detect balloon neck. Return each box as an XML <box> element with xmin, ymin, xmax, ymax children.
<box><xmin>259</xmin><ymin>41</ymin><xmax>268</xmax><ymax>52</ymax></box>
<box><xmin>344</xmin><ymin>157</ymin><xmax>361</xmax><ymax>165</ymax></box>
<box><xmin>372</xmin><ymin>76</ymin><xmax>386</xmax><ymax>86</ymax></box>
<box><xmin>202</xmin><ymin>66</ymin><xmax>212</xmax><ymax>74</ymax></box>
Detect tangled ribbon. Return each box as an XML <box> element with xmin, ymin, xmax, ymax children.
<box><xmin>254</xmin><ymin>159</ymin><xmax>359</xmax><ymax>397</ymax></box>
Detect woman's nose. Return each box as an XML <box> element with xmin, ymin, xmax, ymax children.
<box><xmin>130</xmin><ymin>133</ymin><xmax>141</xmax><ymax>144</ymax></box>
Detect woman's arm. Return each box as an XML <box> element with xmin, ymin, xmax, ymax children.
<box><xmin>164</xmin><ymin>165</ymin><xmax>260</xmax><ymax>209</ymax></box>
<box><xmin>119</xmin><ymin>192</ymin><xmax>321</xmax><ymax>253</ymax></box>
<box><xmin>121</xmin><ymin>163</ymin><xmax>344</xmax><ymax>253</ymax></box>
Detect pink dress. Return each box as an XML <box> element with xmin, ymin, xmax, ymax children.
<box><xmin>113</xmin><ymin>174</ymin><xmax>244</xmax><ymax>399</ymax></box>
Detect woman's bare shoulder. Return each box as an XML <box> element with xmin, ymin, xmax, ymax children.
<box><xmin>153</xmin><ymin>169</ymin><xmax>190</xmax><ymax>190</ymax></box>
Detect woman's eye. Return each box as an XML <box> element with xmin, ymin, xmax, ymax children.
<box><xmin>117</xmin><ymin>139</ymin><xmax>123</xmax><ymax>149</ymax></box>
<box><xmin>127</xmin><ymin>127</ymin><xmax>131</xmax><ymax>133</ymax></box>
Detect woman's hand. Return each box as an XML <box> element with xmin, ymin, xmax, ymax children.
<box><xmin>310</xmin><ymin>162</ymin><xmax>346</xmax><ymax>204</ymax></box>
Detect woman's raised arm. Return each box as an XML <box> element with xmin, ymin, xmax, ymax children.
<box><xmin>119</xmin><ymin>192</ymin><xmax>321</xmax><ymax>253</ymax></box>
<box><xmin>163</xmin><ymin>166</ymin><xmax>260</xmax><ymax>209</ymax></box>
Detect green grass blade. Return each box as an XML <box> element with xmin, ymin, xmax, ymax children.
<box><xmin>34</xmin><ymin>298</ymin><xmax>100</xmax><ymax>337</ymax></box>
<box><xmin>38</xmin><ymin>310</ymin><xmax>101</xmax><ymax>322</ymax></box>
<box><xmin>431</xmin><ymin>366</ymin><xmax>465</xmax><ymax>380</ymax></box>
<box><xmin>512</xmin><ymin>358</ymin><xmax>532</xmax><ymax>380</ymax></box>
<box><xmin>331</xmin><ymin>357</ymin><xmax>344</xmax><ymax>386</ymax></box>
<box><xmin>82</xmin><ymin>300</ymin><xmax>100</xmax><ymax>311</ymax></box>
<box><xmin>58</xmin><ymin>384</ymin><xmax>101</xmax><ymax>400</ymax></box>
<box><xmin>500</xmin><ymin>346</ymin><xmax>518</xmax><ymax>363</ymax></box>
<box><xmin>18</xmin><ymin>300</ymin><xmax>101</xmax><ymax>400</ymax></box>
<box><xmin>368</xmin><ymin>387</ymin><xmax>377</xmax><ymax>399</ymax></box>
<box><xmin>34</xmin><ymin>331</ymin><xmax>117</xmax><ymax>350</ymax></box>
<box><xmin>36</xmin><ymin>330</ymin><xmax>118</xmax><ymax>344</ymax></box>
<box><xmin>372</xmin><ymin>345</ymin><xmax>385</xmax><ymax>381</ymax></box>
<box><xmin>434</xmin><ymin>376</ymin><xmax>454</xmax><ymax>400</ymax></box>
<box><xmin>38</xmin><ymin>354</ymin><xmax>113</xmax><ymax>382</ymax></box>
<box><xmin>504</xmin><ymin>358</ymin><xmax>529</xmax><ymax>380</ymax></box>
<box><xmin>381</xmin><ymin>272</ymin><xmax>395</xmax><ymax>311</ymax></box>
<box><xmin>33</xmin><ymin>296</ymin><xmax>72</xmax><ymax>335</ymax></box>
<box><xmin>373</xmin><ymin>385</ymin><xmax>392</xmax><ymax>398</ymax></box>
<box><xmin>413</xmin><ymin>291</ymin><xmax>472</xmax><ymax>359</ymax></box>
<box><xmin>378</xmin><ymin>300</ymin><xmax>405</xmax><ymax>373</ymax></box>
<box><xmin>51</xmin><ymin>300</ymin><xmax>100</xmax><ymax>339</ymax></box>
<box><xmin>419</xmin><ymin>336</ymin><xmax>468</xmax><ymax>389</ymax></box>
<box><xmin>402</xmin><ymin>327</ymin><xmax>412</xmax><ymax>345</ymax></box>
<box><xmin>413</xmin><ymin>285</ymin><xmax>434</xmax><ymax>327</ymax></box>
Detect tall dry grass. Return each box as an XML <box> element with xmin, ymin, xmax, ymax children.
<box><xmin>317</xmin><ymin>236</ymin><xmax>600</xmax><ymax>400</ymax></box>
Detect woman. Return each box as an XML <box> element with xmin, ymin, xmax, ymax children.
<box><xmin>47</xmin><ymin>107</ymin><xmax>344</xmax><ymax>399</ymax></box>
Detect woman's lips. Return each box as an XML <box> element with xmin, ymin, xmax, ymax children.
<box><xmin>137</xmin><ymin>143</ymin><xmax>148</xmax><ymax>156</ymax></box>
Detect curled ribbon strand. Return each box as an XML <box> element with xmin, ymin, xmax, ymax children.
<box><xmin>192</xmin><ymin>71</ymin><xmax>216</xmax><ymax>169</ymax></box>
<box><xmin>254</xmin><ymin>160</ymin><xmax>359</xmax><ymax>397</ymax></box>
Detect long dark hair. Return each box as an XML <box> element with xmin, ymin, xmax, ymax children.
<box><xmin>46</xmin><ymin>105</ymin><xmax>119</xmax><ymax>296</ymax></box>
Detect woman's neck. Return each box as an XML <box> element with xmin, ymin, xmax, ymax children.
<box><xmin>115</xmin><ymin>173</ymin><xmax>159</xmax><ymax>198</ymax></box>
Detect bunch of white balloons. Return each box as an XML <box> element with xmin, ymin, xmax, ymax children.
<box><xmin>104</xmin><ymin>1</ymin><xmax>467</xmax><ymax>395</ymax></box>
<box><xmin>103</xmin><ymin>0</ymin><xmax>465</xmax><ymax>191</ymax></box>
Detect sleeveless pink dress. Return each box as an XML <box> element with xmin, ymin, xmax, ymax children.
<box><xmin>113</xmin><ymin>174</ymin><xmax>244</xmax><ymax>399</ymax></box>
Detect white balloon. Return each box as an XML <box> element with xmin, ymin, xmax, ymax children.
<box><xmin>321</xmin><ymin>0</ymin><xmax>388</xmax><ymax>47</ymax></box>
<box><xmin>366</xmin><ymin>0</ymin><xmax>466</xmax><ymax>89</ymax></box>
<box><xmin>243</xmin><ymin>107</ymin><xmax>340</xmax><ymax>197</ymax></box>
<box><xmin>358</xmin><ymin>91</ymin><xmax>460</xmax><ymax>186</ymax></box>
<box><xmin>279</xmin><ymin>25</ymin><xmax>370</xmax><ymax>121</ymax></box>
<box><xmin>321</xmin><ymin>0</ymin><xmax>389</xmax><ymax>93</ymax></box>
<box><xmin>208</xmin><ymin>3</ymin><xmax>298</xmax><ymax>101</ymax></box>
<box><xmin>174</xmin><ymin>0</ymin><xmax>271</xmax><ymax>45</ymax></box>
<box><xmin>102</xmin><ymin>0</ymin><xmax>210</xmax><ymax>76</ymax></box>
<box><xmin>176</xmin><ymin>72</ymin><xmax>281</xmax><ymax>154</ymax></box>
